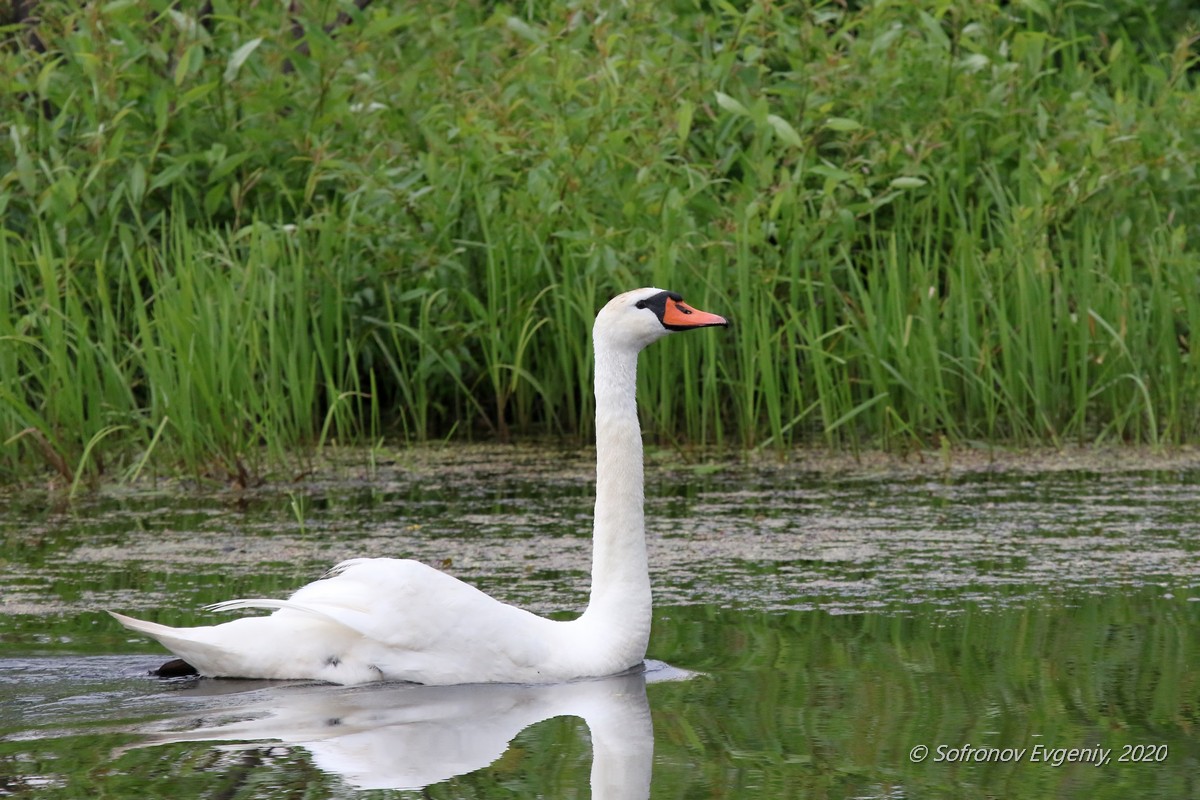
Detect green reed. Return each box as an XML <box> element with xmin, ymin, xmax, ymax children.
<box><xmin>2</xmin><ymin>0</ymin><xmax>1199</xmax><ymax>483</ymax></box>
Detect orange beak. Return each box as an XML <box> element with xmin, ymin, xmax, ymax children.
<box><xmin>661</xmin><ymin>299</ymin><xmax>728</xmax><ymax>330</ymax></box>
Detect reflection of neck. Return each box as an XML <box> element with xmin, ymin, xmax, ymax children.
<box><xmin>581</xmin><ymin>331</ymin><xmax>652</xmax><ymax>668</ymax></box>
<box><xmin>578</xmin><ymin>676</ymin><xmax>654</xmax><ymax>800</ymax></box>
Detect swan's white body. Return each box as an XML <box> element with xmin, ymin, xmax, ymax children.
<box><xmin>110</xmin><ymin>288</ymin><xmax>726</xmax><ymax>685</ymax></box>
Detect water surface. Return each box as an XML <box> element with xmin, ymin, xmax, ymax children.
<box><xmin>1</xmin><ymin>447</ymin><xmax>1198</xmax><ymax>797</ymax></box>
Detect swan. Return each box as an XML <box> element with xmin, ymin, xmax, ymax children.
<box><xmin>109</xmin><ymin>288</ymin><xmax>726</xmax><ymax>685</ymax></box>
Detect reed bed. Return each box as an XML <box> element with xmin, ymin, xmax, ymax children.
<box><xmin>2</xmin><ymin>1</ymin><xmax>1199</xmax><ymax>484</ymax></box>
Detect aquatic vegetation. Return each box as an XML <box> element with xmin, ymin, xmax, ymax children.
<box><xmin>2</xmin><ymin>1</ymin><xmax>1200</xmax><ymax>482</ymax></box>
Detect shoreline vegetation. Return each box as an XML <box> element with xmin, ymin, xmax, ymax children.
<box><xmin>3</xmin><ymin>1</ymin><xmax>1200</xmax><ymax>488</ymax></box>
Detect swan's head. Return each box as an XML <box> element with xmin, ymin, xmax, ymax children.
<box><xmin>595</xmin><ymin>288</ymin><xmax>728</xmax><ymax>351</ymax></box>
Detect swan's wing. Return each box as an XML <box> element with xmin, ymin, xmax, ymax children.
<box><xmin>203</xmin><ymin>559</ymin><xmax>436</xmax><ymax>641</ymax></box>
<box><xmin>205</xmin><ymin>597</ymin><xmax>376</xmax><ymax>635</ymax></box>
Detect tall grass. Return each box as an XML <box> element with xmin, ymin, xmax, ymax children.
<box><xmin>1</xmin><ymin>211</ymin><xmax>372</xmax><ymax>487</ymax></box>
<box><xmin>2</xmin><ymin>0</ymin><xmax>1199</xmax><ymax>484</ymax></box>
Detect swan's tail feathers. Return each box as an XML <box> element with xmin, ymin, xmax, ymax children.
<box><xmin>108</xmin><ymin>611</ymin><xmax>231</xmax><ymax>676</ymax></box>
<box><xmin>108</xmin><ymin>610</ymin><xmax>185</xmax><ymax>640</ymax></box>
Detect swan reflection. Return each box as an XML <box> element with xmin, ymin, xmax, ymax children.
<box><xmin>132</xmin><ymin>661</ymin><xmax>692</xmax><ymax>795</ymax></box>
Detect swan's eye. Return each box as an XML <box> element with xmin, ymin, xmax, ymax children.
<box><xmin>635</xmin><ymin>300</ymin><xmax>647</xmax><ymax>309</ymax></box>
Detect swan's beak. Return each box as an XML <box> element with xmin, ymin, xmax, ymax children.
<box><xmin>662</xmin><ymin>300</ymin><xmax>728</xmax><ymax>331</ymax></box>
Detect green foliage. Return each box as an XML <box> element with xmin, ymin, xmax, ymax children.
<box><xmin>2</xmin><ymin>0</ymin><xmax>1200</xmax><ymax>483</ymax></box>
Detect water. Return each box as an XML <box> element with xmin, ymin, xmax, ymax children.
<box><xmin>2</xmin><ymin>447</ymin><xmax>1199</xmax><ymax>798</ymax></box>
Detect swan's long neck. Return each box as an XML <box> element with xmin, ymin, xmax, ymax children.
<box><xmin>580</xmin><ymin>331</ymin><xmax>652</xmax><ymax>663</ymax></box>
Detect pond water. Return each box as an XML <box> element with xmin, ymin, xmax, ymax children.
<box><xmin>1</xmin><ymin>446</ymin><xmax>1199</xmax><ymax>798</ymax></box>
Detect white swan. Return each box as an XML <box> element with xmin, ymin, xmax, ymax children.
<box><xmin>110</xmin><ymin>288</ymin><xmax>726</xmax><ymax>684</ymax></box>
